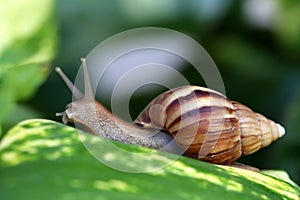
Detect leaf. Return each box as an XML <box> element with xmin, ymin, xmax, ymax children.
<box><xmin>0</xmin><ymin>63</ymin><xmax>49</xmax><ymax>101</ymax></box>
<box><xmin>0</xmin><ymin>89</ymin><xmax>14</xmax><ymax>122</ymax></box>
<box><xmin>0</xmin><ymin>0</ymin><xmax>57</xmax><ymax>69</ymax></box>
<box><xmin>0</xmin><ymin>119</ymin><xmax>299</xmax><ymax>200</ymax></box>
<box><xmin>0</xmin><ymin>104</ymin><xmax>43</xmax><ymax>137</ymax></box>
<box><xmin>0</xmin><ymin>63</ymin><xmax>49</xmax><ymax>127</ymax></box>
<box><xmin>0</xmin><ymin>0</ymin><xmax>57</xmax><ymax>130</ymax></box>
<box><xmin>262</xmin><ymin>170</ymin><xmax>299</xmax><ymax>188</ymax></box>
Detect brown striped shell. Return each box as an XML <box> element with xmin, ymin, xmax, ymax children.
<box><xmin>135</xmin><ymin>86</ymin><xmax>285</xmax><ymax>164</ymax></box>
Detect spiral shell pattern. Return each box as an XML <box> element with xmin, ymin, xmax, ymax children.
<box><xmin>135</xmin><ymin>86</ymin><xmax>285</xmax><ymax>164</ymax></box>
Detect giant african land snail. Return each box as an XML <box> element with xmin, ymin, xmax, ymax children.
<box><xmin>56</xmin><ymin>58</ymin><xmax>285</xmax><ymax>164</ymax></box>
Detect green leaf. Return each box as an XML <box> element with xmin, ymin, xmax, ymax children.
<box><xmin>0</xmin><ymin>63</ymin><xmax>49</xmax><ymax>128</ymax></box>
<box><xmin>0</xmin><ymin>63</ymin><xmax>49</xmax><ymax>101</ymax></box>
<box><xmin>0</xmin><ymin>0</ymin><xmax>57</xmax><ymax>69</ymax></box>
<box><xmin>0</xmin><ymin>104</ymin><xmax>43</xmax><ymax>137</ymax></box>
<box><xmin>0</xmin><ymin>89</ymin><xmax>14</xmax><ymax>122</ymax></box>
<box><xmin>0</xmin><ymin>0</ymin><xmax>57</xmax><ymax>130</ymax></box>
<box><xmin>262</xmin><ymin>170</ymin><xmax>299</xmax><ymax>188</ymax></box>
<box><xmin>0</xmin><ymin>119</ymin><xmax>299</xmax><ymax>200</ymax></box>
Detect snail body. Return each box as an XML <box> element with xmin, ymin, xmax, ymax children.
<box><xmin>56</xmin><ymin>58</ymin><xmax>285</xmax><ymax>164</ymax></box>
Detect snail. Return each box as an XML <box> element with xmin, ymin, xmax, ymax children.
<box><xmin>55</xmin><ymin>58</ymin><xmax>285</xmax><ymax>164</ymax></box>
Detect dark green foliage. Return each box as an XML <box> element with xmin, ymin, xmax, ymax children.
<box><xmin>0</xmin><ymin>119</ymin><xmax>299</xmax><ymax>199</ymax></box>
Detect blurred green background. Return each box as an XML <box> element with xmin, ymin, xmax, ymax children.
<box><xmin>1</xmin><ymin>0</ymin><xmax>300</xmax><ymax>184</ymax></box>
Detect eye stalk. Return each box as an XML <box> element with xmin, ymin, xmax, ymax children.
<box><xmin>55</xmin><ymin>57</ymin><xmax>92</xmax><ymax>124</ymax></box>
<box><xmin>55</xmin><ymin>67</ymin><xmax>83</xmax><ymax>100</ymax></box>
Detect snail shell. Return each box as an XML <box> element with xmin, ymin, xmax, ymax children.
<box><xmin>135</xmin><ymin>86</ymin><xmax>285</xmax><ymax>164</ymax></box>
